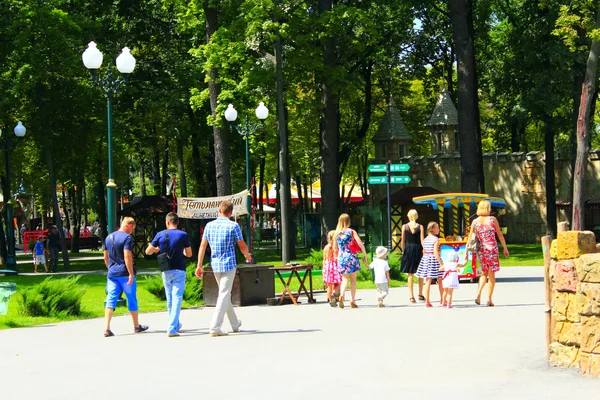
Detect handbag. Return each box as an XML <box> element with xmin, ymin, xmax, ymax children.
<box><xmin>466</xmin><ymin>223</ymin><xmax>480</xmax><ymax>253</ymax></box>
<box><xmin>156</xmin><ymin>230</ymin><xmax>172</xmax><ymax>272</ymax></box>
<box><xmin>348</xmin><ymin>230</ymin><xmax>361</xmax><ymax>254</ymax></box>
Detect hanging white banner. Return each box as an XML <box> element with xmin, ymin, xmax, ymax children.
<box><xmin>177</xmin><ymin>191</ymin><xmax>250</xmax><ymax>219</ymax></box>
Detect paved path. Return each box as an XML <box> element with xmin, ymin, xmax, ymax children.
<box><xmin>1</xmin><ymin>267</ymin><xmax>599</xmax><ymax>399</ymax></box>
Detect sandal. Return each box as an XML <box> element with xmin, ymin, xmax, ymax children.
<box><xmin>409</xmin><ymin>297</ymin><xmax>416</xmax><ymax>303</ymax></box>
<box><xmin>350</xmin><ymin>301</ymin><xmax>358</xmax><ymax>309</ymax></box>
<box><xmin>487</xmin><ymin>301</ymin><xmax>495</xmax><ymax>307</ymax></box>
<box><xmin>338</xmin><ymin>296</ymin><xmax>345</xmax><ymax>309</ymax></box>
<box><xmin>134</xmin><ymin>324</ymin><xmax>149</xmax><ymax>333</ymax></box>
<box><xmin>418</xmin><ymin>295</ymin><xmax>425</xmax><ymax>301</ymax></box>
<box><xmin>104</xmin><ymin>329</ymin><xmax>114</xmax><ymax>337</ymax></box>
<box><xmin>475</xmin><ymin>297</ymin><xmax>481</xmax><ymax>305</ymax></box>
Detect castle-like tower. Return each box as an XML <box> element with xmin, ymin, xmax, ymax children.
<box><xmin>425</xmin><ymin>88</ymin><xmax>459</xmax><ymax>154</ymax></box>
<box><xmin>373</xmin><ymin>96</ymin><xmax>414</xmax><ymax>159</ymax></box>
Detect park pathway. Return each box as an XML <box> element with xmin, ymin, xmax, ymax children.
<box><xmin>0</xmin><ymin>267</ymin><xmax>599</xmax><ymax>399</ymax></box>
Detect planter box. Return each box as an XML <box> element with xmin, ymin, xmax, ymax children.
<box><xmin>203</xmin><ymin>264</ymin><xmax>274</xmax><ymax>307</ymax></box>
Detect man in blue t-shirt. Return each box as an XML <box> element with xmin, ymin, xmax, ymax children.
<box><xmin>145</xmin><ymin>212</ymin><xmax>192</xmax><ymax>337</ymax></box>
<box><xmin>103</xmin><ymin>217</ymin><xmax>148</xmax><ymax>337</ymax></box>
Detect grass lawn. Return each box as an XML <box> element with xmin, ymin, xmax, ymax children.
<box><xmin>500</xmin><ymin>244</ymin><xmax>544</xmax><ymax>266</ymax></box>
<box><xmin>16</xmin><ymin>250</ymin><xmax>104</xmax><ymax>261</ymax></box>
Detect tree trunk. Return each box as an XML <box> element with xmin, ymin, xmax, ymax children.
<box><xmin>150</xmin><ymin>128</ymin><xmax>161</xmax><ymax>195</ymax></box>
<box><xmin>204</xmin><ymin>0</ymin><xmax>231</xmax><ymax>196</ymax></box>
<box><xmin>295</xmin><ymin>175</ymin><xmax>304</xmax><ymax>213</ymax></box>
<box><xmin>573</xmin><ymin>7</ymin><xmax>600</xmax><ymax>230</ymax></box>
<box><xmin>44</xmin><ymin>144</ymin><xmax>70</xmax><ymax>270</ymax></box>
<box><xmin>161</xmin><ymin>136</ymin><xmax>169</xmax><ymax>195</ymax></box>
<box><xmin>176</xmin><ymin>130</ymin><xmax>187</xmax><ymax>197</ymax></box>
<box><xmin>319</xmin><ymin>0</ymin><xmax>340</xmax><ymax>246</ymax></box>
<box><xmin>545</xmin><ymin>117</ymin><xmax>557</xmax><ymax>238</ymax></box>
<box><xmin>61</xmin><ymin>187</ymin><xmax>70</xmax><ymax>231</ymax></box>
<box><xmin>0</xmin><ymin>175</ymin><xmax>8</xmax><ymax>262</ymax></box>
<box><xmin>276</xmin><ymin>29</ymin><xmax>295</xmax><ymax>262</ymax></box>
<box><xmin>448</xmin><ymin>0</ymin><xmax>485</xmax><ymax>193</ymax></box>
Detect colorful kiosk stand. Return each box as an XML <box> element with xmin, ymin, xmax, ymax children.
<box><xmin>412</xmin><ymin>193</ymin><xmax>507</xmax><ymax>282</ymax></box>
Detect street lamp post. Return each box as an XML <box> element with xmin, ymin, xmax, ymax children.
<box><xmin>82</xmin><ymin>41</ymin><xmax>136</xmax><ymax>234</ymax></box>
<box><xmin>0</xmin><ymin>121</ymin><xmax>27</xmax><ymax>274</ymax></box>
<box><xmin>224</xmin><ymin>102</ymin><xmax>269</xmax><ymax>251</ymax></box>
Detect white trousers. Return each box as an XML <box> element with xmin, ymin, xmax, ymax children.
<box><xmin>210</xmin><ymin>270</ymin><xmax>240</xmax><ymax>333</ymax></box>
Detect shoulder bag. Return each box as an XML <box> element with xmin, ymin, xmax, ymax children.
<box><xmin>466</xmin><ymin>222</ymin><xmax>480</xmax><ymax>253</ymax></box>
<box><xmin>156</xmin><ymin>230</ymin><xmax>172</xmax><ymax>271</ymax></box>
<box><xmin>348</xmin><ymin>230</ymin><xmax>361</xmax><ymax>254</ymax></box>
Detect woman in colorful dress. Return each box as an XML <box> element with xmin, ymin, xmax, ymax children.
<box><xmin>334</xmin><ymin>213</ymin><xmax>367</xmax><ymax>309</ymax></box>
<box><xmin>400</xmin><ymin>209</ymin><xmax>424</xmax><ymax>303</ymax></box>
<box><xmin>470</xmin><ymin>200</ymin><xmax>509</xmax><ymax>307</ymax></box>
<box><xmin>322</xmin><ymin>230</ymin><xmax>342</xmax><ymax>307</ymax></box>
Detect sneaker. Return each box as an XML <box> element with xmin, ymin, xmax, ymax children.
<box><xmin>134</xmin><ymin>325</ymin><xmax>149</xmax><ymax>333</ymax></box>
<box><xmin>426</xmin><ymin>302</ymin><xmax>433</xmax><ymax>308</ymax></box>
<box><xmin>331</xmin><ymin>297</ymin><xmax>338</xmax><ymax>308</ymax></box>
<box><xmin>232</xmin><ymin>320</ymin><xmax>242</xmax><ymax>333</ymax></box>
<box><xmin>168</xmin><ymin>333</ymin><xmax>180</xmax><ymax>337</ymax></box>
<box><xmin>441</xmin><ymin>302</ymin><xmax>447</xmax><ymax>307</ymax></box>
<box><xmin>448</xmin><ymin>304</ymin><xmax>453</xmax><ymax>309</ymax></box>
<box><xmin>377</xmin><ymin>299</ymin><xmax>383</xmax><ymax>308</ymax></box>
<box><xmin>209</xmin><ymin>331</ymin><xmax>229</xmax><ymax>337</ymax></box>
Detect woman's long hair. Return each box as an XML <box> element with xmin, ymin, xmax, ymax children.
<box><xmin>335</xmin><ymin>213</ymin><xmax>352</xmax><ymax>239</ymax></box>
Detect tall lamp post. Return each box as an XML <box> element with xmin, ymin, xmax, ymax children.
<box><xmin>224</xmin><ymin>102</ymin><xmax>269</xmax><ymax>250</ymax></box>
<box><xmin>82</xmin><ymin>41</ymin><xmax>136</xmax><ymax>234</ymax></box>
<box><xmin>0</xmin><ymin>121</ymin><xmax>26</xmax><ymax>274</ymax></box>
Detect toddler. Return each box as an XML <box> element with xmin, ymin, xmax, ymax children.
<box><xmin>440</xmin><ymin>251</ymin><xmax>463</xmax><ymax>308</ymax></box>
<box><xmin>369</xmin><ymin>246</ymin><xmax>391</xmax><ymax>307</ymax></box>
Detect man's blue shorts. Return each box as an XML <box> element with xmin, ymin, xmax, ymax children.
<box><xmin>105</xmin><ymin>276</ymin><xmax>138</xmax><ymax>311</ymax></box>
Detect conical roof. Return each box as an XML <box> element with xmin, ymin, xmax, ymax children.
<box><xmin>374</xmin><ymin>96</ymin><xmax>413</xmax><ymax>141</ymax></box>
<box><xmin>425</xmin><ymin>88</ymin><xmax>458</xmax><ymax>126</ymax></box>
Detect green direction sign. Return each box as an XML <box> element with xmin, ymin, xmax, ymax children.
<box><xmin>368</xmin><ymin>176</ymin><xmax>411</xmax><ymax>185</ymax></box>
<box><xmin>391</xmin><ymin>176</ymin><xmax>411</xmax><ymax>184</ymax></box>
<box><xmin>368</xmin><ymin>164</ymin><xmax>410</xmax><ymax>173</ymax></box>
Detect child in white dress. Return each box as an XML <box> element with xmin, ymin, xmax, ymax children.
<box><xmin>439</xmin><ymin>251</ymin><xmax>463</xmax><ymax>308</ymax></box>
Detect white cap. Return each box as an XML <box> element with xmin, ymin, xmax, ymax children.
<box><xmin>375</xmin><ymin>246</ymin><xmax>388</xmax><ymax>259</ymax></box>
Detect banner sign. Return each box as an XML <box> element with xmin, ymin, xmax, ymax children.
<box><xmin>177</xmin><ymin>191</ymin><xmax>249</xmax><ymax>219</ymax></box>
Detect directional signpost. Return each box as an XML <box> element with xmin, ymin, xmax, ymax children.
<box><xmin>368</xmin><ymin>161</ymin><xmax>411</xmax><ymax>250</ymax></box>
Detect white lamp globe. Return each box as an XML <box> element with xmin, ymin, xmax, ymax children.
<box><xmin>82</xmin><ymin>41</ymin><xmax>103</xmax><ymax>70</ymax></box>
<box><xmin>116</xmin><ymin>47</ymin><xmax>136</xmax><ymax>74</ymax></box>
<box><xmin>14</xmin><ymin>121</ymin><xmax>26</xmax><ymax>137</ymax></box>
<box><xmin>224</xmin><ymin>104</ymin><xmax>238</xmax><ymax>122</ymax></box>
<box><xmin>255</xmin><ymin>102</ymin><xmax>269</xmax><ymax>120</ymax></box>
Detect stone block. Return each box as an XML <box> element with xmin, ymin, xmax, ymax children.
<box><xmin>553</xmin><ymin>292</ymin><xmax>568</xmax><ymax>322</ymax></box>
<box><xmin>549</xmin><ymin>342</ymin><xmax>580</xmax><ymax>367</ymax></box>
<box><xmin>552</xmin><ymin>260</ymin><xmax>578</xmax><ymax>293</ymax></box>
<box><xmin>550</xmin><ymin>239</ymin><xmax>558</xmax><ymax>260</ymax></box>
<box><xmin>576</xmin><ymin>254</ymin><xmax>600</xmax><ymax>283</ymax></box>
<box><xmin>557</xmin><ymin>231</ymin><xmax>597</xmax><ymax>260</ymax></box>
<box><xmin>578</xmin><ymin>283</ymin><xmax>600</xmax><ymax>316</ymax></box>
<box><xmin>567</xmin><ymin>293</ymin><xmax>580</xmax><ymax>323</ymax></box>
<box><xmin>589</xmin><ymin>353</ymin><xmax>600</xmax><ymax>377</ymax></box>
<box><xmin>580</xmin><ymin>316</ymin><xmax>600</xmax><ymax>354</ymax></box>
<box><xmin>555</xmin><ymin>321</ymin><xmax>581</xmax><ymax>346</ymax></box>
<box><xmin>578</xmin><ymin>352</ymin><xmax>591</xmax><ymax>375</ymax></box>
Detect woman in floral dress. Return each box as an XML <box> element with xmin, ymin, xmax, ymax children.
<box><xmin>334</xmin><ymin>213</ymin><xmax>367</xmax><ymax>309</ymax></box>
<box><xmin>469</xmin><ymin>200</ymin><xmax>509</xmax><ymax>306</ymax></box>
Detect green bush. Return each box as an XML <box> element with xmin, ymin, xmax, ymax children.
<box><xmin>144</xmin><ymin>265</ymin><xmax>203</xmax><ymax>304</ymax></box>
<box><xmin>305</xmin><ymin>248</ymin><xmax>324</xmax><ymax>270</ymax></box>
<box><xmin>356</xmin><ymin>251</ymin><xmax>404</xmax><ymax>282</ymax></box>
<box><xmin>17</xmin><ymin>276</ymin><xmax>87</xmax><ymax>317</ymax></box>
<box><xmin>27</xmin><ymin>239</ymin><xmax>36</xmax><ymax>252</ymax></box>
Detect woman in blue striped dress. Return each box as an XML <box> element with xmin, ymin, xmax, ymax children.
<box><xmin>415</xmin><ymin>222</ymin><xmax>444</xmax><ymax>307</ymax></box>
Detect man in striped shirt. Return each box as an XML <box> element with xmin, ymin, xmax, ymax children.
<box><xmin>196</xmin><ymin>200</ymin><xmax>252</xmax><ymax>336</ymax></box>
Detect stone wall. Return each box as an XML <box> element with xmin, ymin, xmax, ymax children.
<box><xmin>370</xmin><ymin>150</ymin><xmax>600</xmax><ymax>243</ymax></box>
<box><xmin>548</xmin><ymin>231</ymin><xmax>600</xmax><ymax>377</ymax></box>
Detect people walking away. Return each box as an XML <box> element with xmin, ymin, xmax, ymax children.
<box><xmin>400</xmin><ymin>209</ymin><xmax>424</xmax><ymax>303</ymax></box>
<box><xmin>195</xmin><ymin>201</ymin><xmax>252</xmax><ymax>337</ymax></box>
<box><xmin>146</xmin><ymin>212</ymin><xmax>192</xmax><ymax>337</ymax></box>
<box><xmin>416</xmin><ymin>222</ymin><xmax>444</xmax><ymax>307</ymax></box>
<box><xmin>20</xmin><ymin>224</ymin><xmax>26</xmax><ymax>244</ymax></box>
<box><xmin>46</xmin><ymin>226</ymin><xmax>61</xmax><ymax>273</ymax></box>
<box><xmin>369</xmin><ymin>246</ymin><xmax>391</xmax><ymax>308</ymax></box>
<box><xmin>440</xmin><ymin>251</ymin><xmax>462</xmax><ymax>308</ymax></box>
<box><xmin>334</xmin><ymin>213</ymin><xmax>367</xmax><ymax>309</ymax></box>
<box><xmin>471</xmin><ymin>200</ymin><xmax>509</xmax><ymax>307</ymax></box>
<box><xmin>33</xmin><ymin>235</ymin><xmax>48</xmax><ymax>273</ymax></box>
<box><xmin>322</xmin><ymin>230</ymin><xmax>342</xmax><ymax>307</ymax></box>
<box><xmin>103</xmin><ymin>217</ymin><xmax>148</xmax><ymax>337</ymax></box>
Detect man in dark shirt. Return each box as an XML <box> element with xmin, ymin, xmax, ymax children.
<box><xmin>146</xmin><ymin>212</ymin><xmax>192</xmax><ymax>337</ymax></box>
<box><xmin>103</xmin><ymin>217</ymin><xmax>148</xmax><ymax>337</ymax></box>
<box><xmin>46</xmin><ymin>226</ymin><xmax>60</xmax><ymax>273</ymax></box>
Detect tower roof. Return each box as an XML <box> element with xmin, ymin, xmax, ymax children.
<box><xmin>425</xmin><ymin>88</ymin><xmax>458</xmax><ymax>127</ymax></box>
<box><xmin>374</xmin><ymin>96</ymin><xmax>413</xmax><ymax>141</ymax></box>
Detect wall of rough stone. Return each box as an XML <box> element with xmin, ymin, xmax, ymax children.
<box><xmin>370</xmin><ymin>150</ymin><xmax>600</xmax><ymax>243</ymax></box>
<box><xmin>548</xmin><ymin>231</ymin><xmax>600</xmax><ymax>377</ymax></box>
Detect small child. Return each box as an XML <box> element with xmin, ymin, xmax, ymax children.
<box><xmin>323</xmin><ymin>230</ymin><xmax>342</xmax><ymax>307</ymax></box>
<box><xmin>369</xmin><ymin>246</ymin><xmax>391</xmax><ymax>307</ymax></box>
<box><xmin>33</xmin><ymin>236</ymin><xmax>48</xmax><ymax>273</ymax></box>
<box><xmin>415</xmin><ymin>222</ymin><xmax>444</xmax><ymax>307</ymax></box>
<box><xmin>439</xmin><ymin>251</ymin><xmax>463</xmax><ymax>308</ymax></box>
